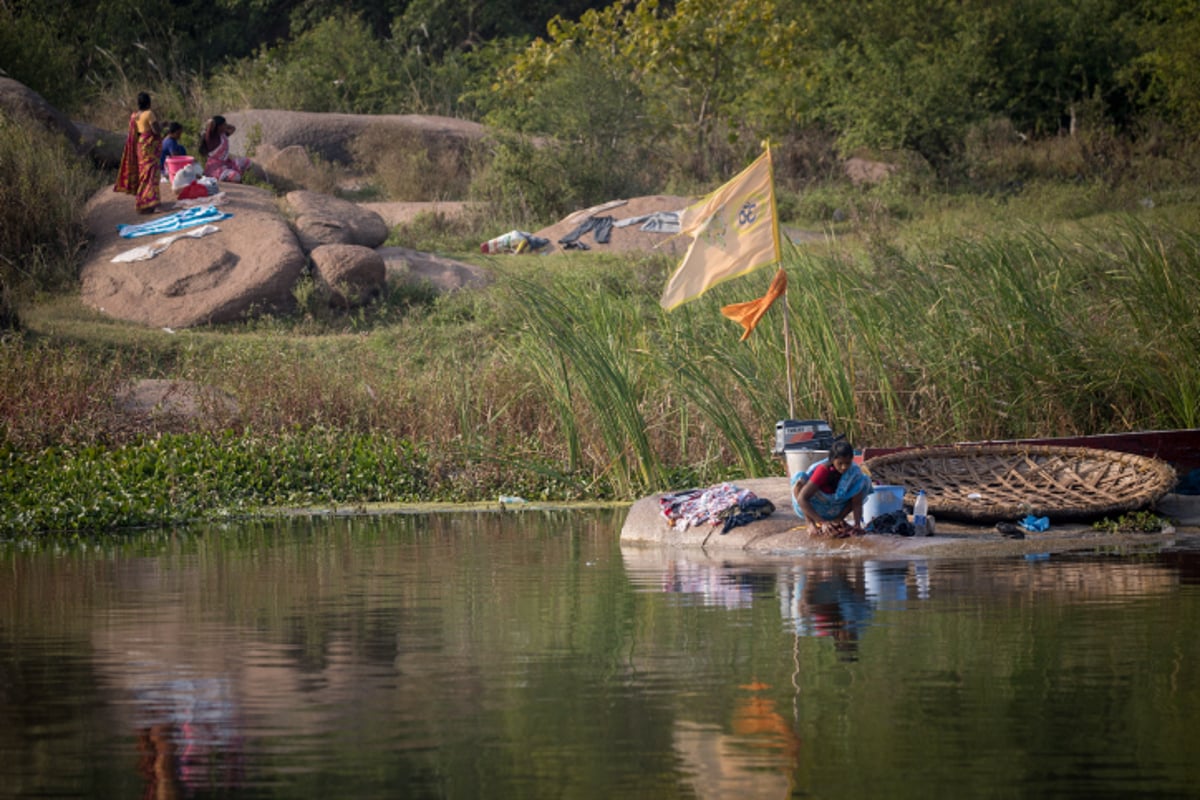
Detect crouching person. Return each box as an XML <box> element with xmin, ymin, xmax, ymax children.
<box><xmin>791</xmin><ymin>440</ymin><xmax>873</xmax><ymax>537</ymax></box>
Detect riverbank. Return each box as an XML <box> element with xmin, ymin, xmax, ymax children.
<box><xmin>619</xmin><ymin>477</ymin><xmax>1200</xmax><ymax>559</ymax></box>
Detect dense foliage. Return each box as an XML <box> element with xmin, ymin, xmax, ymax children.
<box><xmin>3</xmin><ymin>0</ymin><xmax>1200</xmax><ymax>534</ymax></box>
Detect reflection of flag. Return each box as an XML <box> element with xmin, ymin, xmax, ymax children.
<box><xmin>721</xmin><ymin>267</ymin><xmax>787</xmax><ymax>340</ymax></box>
<box><xmin>660</xmin><ymin>149</ymin><xmax>780</xmax><ymax>310</ymax></box>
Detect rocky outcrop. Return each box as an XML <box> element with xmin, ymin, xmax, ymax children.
<box><xmin>81</xmin><ymin>184</ymin><xmax>307</xmax><ymax>328</ymax></box>
<box><xmin>309</xmin><ymin>244</ymin><xmax>386</xmax><ymax>307</ymax></box>
<box><xmin>378</xmin><ymin>247</ymin><xmax>491</xmax><ymax>292</ymax></box>
<box><xmin>256</xmin><ymin>144</ymin><xmax>315</xmax><ymax>191</ymax></box>
<box><xmin>619</xmin><ymin>476</ymin><xmax>1194</xmax><ymax>557</ymax></box>
<box><xmin>72</xmin><ymin>120</ymin><xmax>126</xmax><ymax>167</ymax></box>
<box><xmin>287</xmin><ymin>190</ymin><xmax>390</xmax><ymax>250</ymax></box>
<box><xmin>0</xmin><ymin>77</ymin><xmax>81</xmax><ymax>151</ymax></box>
<box><xmin>222</xmin><ymin>110</ymin><xmax>488</xmax><ymax>165</ymax></box>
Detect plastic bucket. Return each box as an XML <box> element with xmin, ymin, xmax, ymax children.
<box><xmin>862</xmin><ymin>485</ymin><xmax>905</xmax><ymax>524</ymax></box>
<box><xmin>165</xmin><ymin>155</ymin><xmax>195</xmax><ymax>183</ymax></box>
<box><xmin>784</xmin><ymin>449</ymin><xmax>828</xmax><ymax>479</ymax></box>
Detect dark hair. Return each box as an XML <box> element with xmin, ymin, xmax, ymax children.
<box><xmin>137</xmin><ymin>92</ymin><xmax>151</xmax><ymax>111</ymax></box>
<box><xmin>166</xmin><ymin>121</ymin><xmax>183</xmax><ymax>136</ymax></box>
<box><xmin>830</xmin><ymin>440</ymin><xmax>854</xmax><ymax>460</ymax></box>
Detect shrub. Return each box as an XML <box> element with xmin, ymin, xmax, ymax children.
<box><xmin>0</xmin><ymin>113</ymin><xmax>103</xmax><ymax>328</ymax></box>
<box><xmin>350</xmin><ymin>125</ymin><xmax>476</xmax><ymax>201</ymax></box>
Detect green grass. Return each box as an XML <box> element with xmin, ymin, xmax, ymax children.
<box><xmin>5</xmin><ymin>158</ymin><xmax>1200</xmax><ymax>535</ymax></box>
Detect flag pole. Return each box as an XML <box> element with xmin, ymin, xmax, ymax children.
<box><xmin>783</xmin><ymin>287</ymin><xmax>795</xmax><ymax>419</ymax></box>
<box><xmin>763</xmin><ymin>141</ymin><xmax>795</xmax><ymax>419</ymax></box>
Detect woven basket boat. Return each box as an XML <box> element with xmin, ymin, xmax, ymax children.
<box><xmin>862</xmin><ymin>444</ymin><xmax>1177</xmax><ymax>522</ymax></box>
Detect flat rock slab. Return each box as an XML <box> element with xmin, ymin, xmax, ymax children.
<box><xmin>82</xmin><ymin>184</ymin><xmax>306</xmax><ymax>328</ymax></box>
<box><xmin>620</xmin><ymin>477</ymin><xmax>1200</xmax><ymax>558</ymax></box>
<box><xmin>530</xmin><ymin>195</ymin><xmax>694</xmax><ymax>256</ymax></box>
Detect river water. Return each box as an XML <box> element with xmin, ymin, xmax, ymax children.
<box><xmin>2</xmin><ymin>509</ymin><xmax>1198</xmax><ymax>798</ymax></box>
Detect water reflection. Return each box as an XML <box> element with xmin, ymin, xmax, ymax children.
<box><xmin>624</xmin><ymin>547</ymin><xmax>936</xmax><ymax>662</ymax></box>
<box><xmin>2</xmin><ymin>515</ymin><xmax>1199</xmax><ymax>799</ymax></box>
<box><xmin>674</xmin><ymin>681</ymin><xmax>803</xmax><ymax>799</ymax></box>
<box><xmin>131</xmin><ymin>678</ymin><xmax>246</xmax><ymax>797</ymax></box>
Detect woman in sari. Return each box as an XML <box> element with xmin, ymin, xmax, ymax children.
<box><xmin>791</xmin><ymin>440</ymin><xmax>873</xmax><ymax>537</ymax></box>
<box><xmin>113</xmin><ymin>92</ymin><xmax>163</xmax><ymax>213</ymax></box>
<box><xmin>199</xmin><ymin>116</ymin><xmax>252</xmax><ymax>182</ymax></box>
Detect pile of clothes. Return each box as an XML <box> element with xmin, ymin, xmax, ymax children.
<box><xmin>171</xmin><ymin>163</ymin><xmax>221</xmax><ymax>200</ymax></box>
<box><xmin>659</xmin><ymin>483</ymin><xmax>775</xmax><ymax>534</ymax></box>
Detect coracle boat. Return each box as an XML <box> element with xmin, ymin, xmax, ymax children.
<box><xmin>862</xmin><ymin>443</ymin><xmax>1178</xmax><ymax>523</ymax></box>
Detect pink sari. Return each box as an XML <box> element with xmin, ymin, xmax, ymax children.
<box><xmin>114</xmin><ymin>112</ymin><xmax>162</xmax><ymax>212</ymax></box>
<box><xmin>202</xmin><ymin>133</ymin><xmax>251</xmax><ymax>182</ymax></box>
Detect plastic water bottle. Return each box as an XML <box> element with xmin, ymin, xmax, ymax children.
<box><xmin>913</xmin><ymin>490</ymin><xmax>928</xmax><ymax>531</ymax></box>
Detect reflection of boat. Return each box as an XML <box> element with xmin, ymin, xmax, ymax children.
<box><xmin>862</xmin><ymin>429</ymin><xmax>1200</xmax><ymax>475</ymax></box>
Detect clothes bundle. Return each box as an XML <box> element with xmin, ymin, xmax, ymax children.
<box><xmin>558</xmin><ymin>215</ymin><xmax>614</xmax><ymax>250</ymax></box>
<box><xmin>659</xmin><ymin>483</ymin><xmax>773</xmax><ymax>533</ymax></box>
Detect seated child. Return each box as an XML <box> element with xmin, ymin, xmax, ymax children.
<box><xmin>160</xmin><ymin>121</ymin><xmax>187</xmax><ymax>168</ymax></box>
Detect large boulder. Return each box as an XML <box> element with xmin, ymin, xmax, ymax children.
<box><xmin>72</xmin><ymin>119</ymin><xmax>125</xmax><ymax>167</ymax></box>
<box><xmin>222</xmin><ymin>110</ymin><xmax>488</xmax><ymax>165</ymax></box>
<box><xmin>287</xmin><ymin>190</ymin><xmax>389</xmax><ymax>250</ymax></box>
<box><xmin>531</xmin><ymin>195</ymin><xmax>694</xmax><ymax>256</ymax></box>
<box><xmin>309</xmin><ymin>244</ymin><xmax>386</xmax><ymax>308</ymax></box>
<box><xmin>0</xmin><ymin>77</ymin><xmax>81</xmax><ymax>152</ymax></box>
<box><xmin>255</xmin><ymin>144</ymin><xmax>315</xmax><ymax>191</ymax></box>
<box><xmin>377</xmin><ymin>247</ymin><xmax>491</xmax><ymax>292</ymax></box>
<box><xmin>81</xmin><ymin>184</ymin><xmax>307</xmax><ymax>328</ymax></box>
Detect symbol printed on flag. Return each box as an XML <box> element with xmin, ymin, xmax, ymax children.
<box><xmin>737</xmin><ymin>202</ymin><xmax>757</xmax><ymax>226</ymax></box>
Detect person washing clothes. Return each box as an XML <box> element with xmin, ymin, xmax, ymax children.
<box><xmin>791</xmin><ymin>440</ymin><xmax>873</xmax><ymax>537</ymax></box>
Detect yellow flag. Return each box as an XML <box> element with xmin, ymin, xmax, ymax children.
<box><xmin>660</xmin><ymin>149</ymin><xmax>780</xmax><ymax>310</ymax></box>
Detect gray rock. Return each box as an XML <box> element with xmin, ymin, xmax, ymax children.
<box><xmin>0</xmin><ymin>77</ymin><xmax>81</xmax><ymax>152</ymax></box>
<box><xmin>81</xmin><ymin>184</ymin><xmax>306</xmax><ymax>328</ymax></box>
<box><xmin>288</xmin><ymin>190</ymin><xmax>389</xmax><ymax>251</ymax></box>
<box><xmin>71</xmin><ymin>119</ymin><xmax>125</xmax><ymax>167</ymax></box>
<box><xmin>222</xmin><ymin>109</ymin><xmax>488</xmax><ymax>165</ymax></box>
<box><xmin>309</xmin><ymin>244</ymin><xmax>386</xmax><ymax>308</ymax></box>
<box><xmin>377</xmin><ymin>247</ymin><xmax>492</xmax><ymax>292</ymax></box>
<box><xmin>258</xmin><ymin>144</ymin><xmax>314</xmax><ymax>190</ymax></box>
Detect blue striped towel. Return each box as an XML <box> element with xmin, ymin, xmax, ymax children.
<box><xmin>117</xmin><ymin>205</ymin><xmax>233</xmax><ymax>239</ymax></box>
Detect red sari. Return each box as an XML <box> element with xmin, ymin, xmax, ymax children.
<box><xmin>114</xmin><ymin>111</ymin><xmax>162</xmax><ymax>212</ymax></box>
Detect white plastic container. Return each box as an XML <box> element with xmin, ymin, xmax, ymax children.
<box><xmin>784</xmin><ymin>449</ymin><xmax>828</xmax><ymax>479</ymax></box>
<box><xmin>861</xmin><ymin>485</ymin><xmax>905</xmax><ymax>524</ymax></box>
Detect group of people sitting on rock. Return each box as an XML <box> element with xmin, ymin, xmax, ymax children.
<box><xmin>114</xmin><ymin>91</ymin><xmax>255</xmax><ymax>214</ymax></box>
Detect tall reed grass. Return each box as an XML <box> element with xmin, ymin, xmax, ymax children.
<box><xmin>5</xmin><ymin>217</ymin><xmax>1198</xmax><ymax>527</ymax></box>
<box><xmin>501</xmin><ymin>217</ymin><xmax>1200</xmax><ymax>494</ymax></box>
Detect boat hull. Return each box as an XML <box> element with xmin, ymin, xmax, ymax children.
<box><xmin>862</xmin><ymin>429</ymin><xmax>1200</xmax><ymax>475</ymax></box>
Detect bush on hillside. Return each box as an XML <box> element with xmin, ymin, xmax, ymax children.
<box><xmin>0</xmin><ymin>113</ymin><xmax>102</xmax><ymax>329</ymax></box>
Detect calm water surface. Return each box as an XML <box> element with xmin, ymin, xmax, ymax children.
<box><xmin>2</xmin><ymin>509</ymin><xmax>1199</xmax><ymax>798</ymax></box>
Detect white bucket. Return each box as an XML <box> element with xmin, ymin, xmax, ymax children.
<box><xmin>784</xmin><ymin>449</ymin><xmax>828</xmax><ymax>479</ymax></box>
<box><xmin>862</xmin><ymin>485</ymin><xmax>905</xmax><ymax>524</ymax></box>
